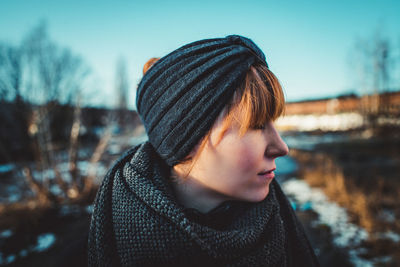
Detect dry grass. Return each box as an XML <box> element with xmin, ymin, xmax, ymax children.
<box><xmin>290</xmin><ymin>149</ymin><xmax>396</xmax><ymax>232</ymax></box>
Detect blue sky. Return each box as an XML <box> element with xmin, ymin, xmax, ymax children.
<box><xmin>1</xmin><ymin>0</ymin><xmax>399</xmax><ymax>108</ymax></box>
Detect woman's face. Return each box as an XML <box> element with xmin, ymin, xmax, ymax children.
<box><xmin>182</xmin><ymin>114</ymin><xmax>289</xmax><ymax>203</ymax></box>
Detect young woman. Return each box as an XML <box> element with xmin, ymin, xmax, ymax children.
<box><xmin>88</xmin><ymin>35</ymin><xmax>319</xmax><ymax>266</ymax></box>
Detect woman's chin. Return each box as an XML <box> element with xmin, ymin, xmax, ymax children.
<box><xmin>236</xmin><ymin>185</ymin><xmax>270</xmax><ymax>203</ymax></box>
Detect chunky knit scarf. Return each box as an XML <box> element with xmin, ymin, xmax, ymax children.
<box><xmin>88</xmin><ymin>142</ymin><xmax>319</xmax><ymax>266</ymax></box>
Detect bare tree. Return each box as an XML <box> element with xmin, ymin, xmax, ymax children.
<box><xmin>0</xmin><ymin>22</ymin><xmax>109</xmax><ymax>206</ymax></box>
<box><xmin>20</xmin><ymin>22</ymin><xmax>89</xmax><ymax>105</ymax></box>
<box><xmin>0</xmin><ymin>45</ymin><xmax>22</xmax><ymax>101</ymax></box>
<box><xmin>350</xmin><ymin>27</ymin><xmax>397</xmax><ymax>129</ymax></box>
<box><xmin>0</xmin><ymin>43</ymin><xmax>31</xmax><ymax>163</ymax></box>
<box><xmin>115</xmin><ymin>57</ymin><xmax>130</xmax><ymax>127</ymax></box>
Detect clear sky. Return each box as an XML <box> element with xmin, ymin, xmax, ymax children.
<box><xmin>1</xmin><ymin>0</ymin><xmax>399</xmax><ymax>109</ymax></box>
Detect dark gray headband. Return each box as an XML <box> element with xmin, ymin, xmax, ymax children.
<box><xmin>136</xmin><ymin>35</ymin><xmax>268</xmax><ymax>166</ymax></box>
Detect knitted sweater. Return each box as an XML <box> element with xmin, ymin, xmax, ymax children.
<box><xmin>88</xmin><ymin>142</ymin><xmax>319</xmax><ymax>266</ymax></box>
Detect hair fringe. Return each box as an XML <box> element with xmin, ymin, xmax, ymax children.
<box><xmin>174</xmin><ymin>64</ymin><xmax>285</xmax><ymax>179</ymax></box>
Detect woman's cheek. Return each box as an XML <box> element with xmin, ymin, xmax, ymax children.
<box><xmin>217</xmin><ymin>132</ymin><xmax>262</xmax><ymax>173</ymax></box>
<box><xmin>233</xmin><ymin>146</ymin><xmax>259</xmax><ymax>172</ymax></box>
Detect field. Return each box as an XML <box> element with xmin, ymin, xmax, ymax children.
<box><xmin>0</xmin><ymin>126</ymin><xmax>399</xmax><ymax>266</ymax></box>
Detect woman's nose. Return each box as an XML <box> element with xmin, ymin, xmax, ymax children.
<box><xmin>265</xmin><ymin>123</ymin><xmax>289</xmax><ymax>158</ymax></box>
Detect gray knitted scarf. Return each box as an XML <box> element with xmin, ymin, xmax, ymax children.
<box><xmin>88</xmin><ymin>142</ymin><xmax>319</xmax><ymax>266</ymax></box>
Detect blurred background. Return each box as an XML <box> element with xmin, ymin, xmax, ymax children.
<box><xmin>0</xmin><ymin>0</ymin><xmax>399</xmax><ymax>266</ymax></box>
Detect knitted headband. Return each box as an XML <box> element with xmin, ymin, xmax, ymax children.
<box><xmin>136</xmin><ymin>35</ymin><xmax>268</xmax><ymax>166</ymax></box>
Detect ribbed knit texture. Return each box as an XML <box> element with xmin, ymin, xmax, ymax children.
<box><xmin>136</xmin><ymin>35</ymin><xmax>268</xmax><ymax>166</ymax></box>
<box><xmin>88</xmin><ymin>142</ymin><xmax>320</xmax><ymax>266</ymax></box>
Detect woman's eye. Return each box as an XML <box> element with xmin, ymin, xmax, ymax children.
<box><xmin>253</xmin><ymin>125</ymin><xmax>265</xmax><ymax>130</ymax></box>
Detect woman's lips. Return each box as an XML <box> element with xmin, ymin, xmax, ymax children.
<box><xmin>258</xmin><ymin>168</ymin><xmax>276</xmax><ymax>179</ymax></box>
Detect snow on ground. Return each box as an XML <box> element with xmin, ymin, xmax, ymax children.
<box><xmin>130</xmin><ymin>134</ymin><xmax>148</xmax><ymax>146</ymax></box>
<box><xmin>0</xmin><ymin>232</ymin><xmax>56</xmax><ymax>265</ymax></box>
<box><xmin>375</xmin><ymin>231</ymin><xmax>400</xmax><ymax>243</ymax></box>
<box><xmin>86</xmin><ymin>204</ymin><xmax>94</xmax><ymax>214</ymax></box>
<box><xmin>0</xmin><ymin>230</ymin><xmax>13</xmax><ymax>238</ymax></box>
<box><xmin>276</xmin><ymin>113</ymin><xmax>364</xmax><ymax>131</ymax></box>
<box><xmin>0</xmin><ymin>252</ymin><xmax>16</xmax><ymax>265</ymax></box>
<box><xmin>282</xmin><ymin>178</ymin><xmax>372</xmax><ymax>267</ymax></box>
<box><xmin>282</xmin><ymin>133</ymin><xmax>349</xmax><ymax>151</ymax></box>
<box><xmin>0</xmin><ymin>164</ymin><xmax>15</xmax><ymax>174</ymax></box>
<box><xmin>34</xmin><ymin>233</ymin><xmax>56</xmax><ymax>252</ymax></box>
<box><xmin>59</xmin><ymin>205</ymin><xmax>86</xmax><ymax>216</ymax></box>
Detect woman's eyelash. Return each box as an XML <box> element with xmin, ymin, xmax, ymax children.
<box><xmin>253</xmin><ymin>125</ymin><xmax>265</xmax><ymax>130</ymax></box>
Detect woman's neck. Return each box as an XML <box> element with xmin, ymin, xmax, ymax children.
<box><xmin>171</xmin><ymin>169</ymin><xmax>230</xmax><ymax>213</ymax></box>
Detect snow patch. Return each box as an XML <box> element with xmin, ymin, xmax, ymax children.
<box><xmin>282</xmin><ymin>133</ymin><xmax>348</xmax><ymax>151</ymax></box>
<box><xmin>376</xmin><ymin>231</ymin><xmax>400</xmax><ymax>243</ymax></box>
<box><xmin>0</xmin><ymin>164</ymin><xmax>15</xmax><ymax>173</ymax></box>
<box><xmin>277</xmin><ymin>113</ymin><xmax>364</xmax><ymax>131</ymax></box>
<box><xmin>107</xmin><ymin>144</ymin><xmax>122</xmax><ymax>155</ymax></box>
<box><xmin>34</xmin><ymin>233</ymin><xmax>56</xmax><ymax>252</ymax></box>
<box><xmin>348</xmin><ymin>250</ymin><xmax>374</xmax><ymax>267</ymax></box>
<box><xmin>0</xmin><ymin>229</ymin><xmax>13</xmax><ymax>238</ymax></box>
<box><xmin>130</xmin><ymin>134</ymin><xmax>148</xmax><ymax>146</ymax></box>
<box><xmin>0</xmin><ymin>233</ymin><xmax>56</xmax><ymax>264</ymax></box>
<box><xmin>0</xmin><ymin>253</ymin><xmax>16</xmax><ymax>265</ymax></box>
<box><xmin>282</xmin><ymin>178</ymin><xmax>370</xmax><ymax>267</ymax></box>
<box><xmin>86</xmin><ymin>204</ymin><xmax>94</xmax><ymax>214</ymax></box>
<box><xmin>59</xmin><ymin>205</ymin><xmax>83</xmax><ymax>216</ymax></box>
<box><xmin>19</xmin><ymin>249</ymin><xmax>28</xmax><ymax>257</ymax></box>
<box><xmin>377</xmin><ymin>209</ymin><xmax>396</xmax><ymax>223</ymax></box>
<box><xmin>282</xmin><ymin>179</ymin><xmax>368</xmax><ymax>246</ymax></box>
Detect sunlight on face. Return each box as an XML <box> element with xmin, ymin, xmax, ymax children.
<box><xmin>175</xmin><ymin>113</ymin><xmax>289</xmax><ymax>206</ymax></box>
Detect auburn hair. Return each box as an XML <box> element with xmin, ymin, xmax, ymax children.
<box><xmin>220</xmin><ymin>63</ymin><xmax>285</xmax><ymax>137</ymax></box>
<box><xmin>143</xmin><ymin>57</ymin><xmax>160</xmax><ymax>75</ymax></box>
